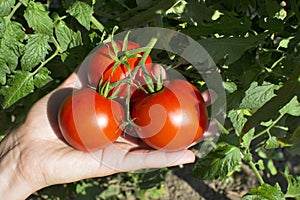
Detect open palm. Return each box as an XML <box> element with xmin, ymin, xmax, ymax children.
<box><xmin>14</xmin><ymin>72</ymin><xmax>197</xmax><ymax>194</ymax></box>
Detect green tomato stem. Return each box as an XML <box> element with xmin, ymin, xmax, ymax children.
<box><xmin>51</xmin><ymin>36</ymin><xmax>63</xmax><ymax>53</ymax></box>
<box><xmin>252</xmin><ymin>113</ymin><xmax>285</xmax><ymax>140</ymax></box>
<box><xmin>123</xmin><ymin>37</ymin><xmax>157</xmax><ymax>121</ymax></box>
<box><xmin>248</xmin><ymin>160</ymin><xmax>265</xmax><ymax>185</ymax></box>
<box><xmin>32</xmin><ymin>49</ymin><xmax>59</xmax><ymax>76</ymax></box>
<box><xmin>91</xmin><ymin>16</ymin><xmax>105</xmax><ymax>32</ymax></box>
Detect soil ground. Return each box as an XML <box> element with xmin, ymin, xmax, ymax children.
<box><xmin>161</xmin><ymin>163</ymin><xmax>258</xmax><ymax>200</ymax></box>
<box><xmin>160</xmin><ymin>149</ymin><xmax>300</xmax><ymax>200</ymax></box>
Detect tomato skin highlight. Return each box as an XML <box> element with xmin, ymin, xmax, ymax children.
<box><xmin>131</xmin><ymin>79</ymin><xmax>208</xmax><ymax>151</ymax></box>
<box><xmin>58</xmin><ymin>88</ymin><xmax>124</xmax><ymax>151</ymax></box>
<box><xmin>87</xmin><ymin>40</ymin><xmax>153</xmax><ymax>102</ymax></box>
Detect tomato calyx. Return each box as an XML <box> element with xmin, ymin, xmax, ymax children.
<box><xmin>96</xmin><ymin>33</ymin><xmax>157</xmax><ymax>101</ymax></box>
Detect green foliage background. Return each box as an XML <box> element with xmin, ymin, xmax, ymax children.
<box><xmin>0</xmin><ymin>0</ymin><xmax>300</xmax><ymax>199</ymax></box>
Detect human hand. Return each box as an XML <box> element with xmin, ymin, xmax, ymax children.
<box><xmin>0</xmin><ymin>70</ymin><xmax>215</xmax><ymax>199</ymax></box>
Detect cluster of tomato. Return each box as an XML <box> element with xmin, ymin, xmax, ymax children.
<box><xmin>58</xmin><ymin>40</ymin><xmax>208</xmax><ymax>152</ymax></box>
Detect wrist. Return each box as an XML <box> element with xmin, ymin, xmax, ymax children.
<box><xmin>0</xmin><ymin>127</ymin><xmax>36</xmax><ymax>199</ymax></box>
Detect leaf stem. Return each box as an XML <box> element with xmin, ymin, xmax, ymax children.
<box><xmin>5</xmin><ymin>2</ymin><xmax>23</xmax><ymax>22</ymax></box>
<box><xmin>252</xmin><ymin>113</ymin><xmax>284</xmax><ymax>140</ymax></box>
<box><xmin>270</xmin><ymin>55</ymin><xmax>286</xmax><ymax>69</ymax></box>
<box><xmin>51</xmin><ymin>36</ymin><xmax>62</xmax><ymax>53</ymax></box>
<box><xmin>248</xmin><ymin>160</ymin><xmax>265</xmax><ymax>185</ymax></box>
<box><xmin>91</xmin><ymin>16</ymin><xmax>105</xmax><ymax>32</ymax></box>
<box><xmin>123</xmin><ymin>37</ymin><xmax>157</xmax><ymax>121</ymax></box>
<box><xmin>32</xmin><ymin>49</ymin><xmax>59</xmax><ymax>76</ymax></box>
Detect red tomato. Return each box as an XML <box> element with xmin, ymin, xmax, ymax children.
<box><xmin>88</xmin><ymin>40</ymin><xmax>153</xmax><ymax>102</ymax></box>
<box><xmin>131</xmin><ymin>79</ymin><xmax>208</xmax><ymax>151</ymax></box>
<box><xmin>58</xmin><ymin>88</ymin><xmax>124</xmax><ymax>151</ymax></box>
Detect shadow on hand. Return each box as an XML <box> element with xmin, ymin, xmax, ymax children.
<box><xmin>47</xmin><ymin>88</ymin><xmax>75</xmax><ymax>141</ymax></box>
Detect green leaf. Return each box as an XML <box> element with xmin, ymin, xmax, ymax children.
<box><xmin>66</xmin><ymin>1</ymin><xmax>93</xmax><ymax>30</ymax></box>
<box><xmin>223</xmin><ymin>81</ymin><xmax>237</xmax><ymax>93</ymax></box>
<box><xmin>0</xmin><ymin>60</ymin><xmax>10</xmax><ymax>85</ymax></box>
<box><xmin>0</xmin><ymin>17</ymin><xmax>6</xmax><ymax>37</ymax></box>
<box><xmin>24</xmin><ymin>1</ymin><xmax>53</xmax><ymax>35</ymax></box>
<box><xmin>265</xmin><ymin>0</ymin><xmax>281</xmax><ymax>18</ymax></box>
<box><xmin>136</xmin><ymin>0</ymin><xmax>153</xmax><ymax>8</ymax></box>
<box><xmin>241</xmin><ymin>128</ymin><xmax>255</xmax><ymax>150</ymax></box>
<box><xmin>175</xmin><ymin>1</ymin><xmax>214</xmax><ymax>25</ymax></box>
<box><xmin>259</xmin><ymin>17</ymin><xmax>284</xmax><ymax>33</ymax></box>
<box><xmin>99</xmin><ymin>184</ymin><xmax>120</xmax><ymax>199</ymax></box>
<box><xmin>260</xmin><ymin>120</ymin><xmax>273</xmax><ymax>127</ymax></box>
<box><xmin>33</xmin><ymin>68</ymin><xmax>52</xmax><ymax>88</ymax></box>
<box><xmin>55</xmin><ymin>20</ymin><xmax>82</xmax><ymax>52</ymax></box>
<box><xmin>192</xmin><ymin>142</ymin><xmax>242</xmax><ymax>180</ymax></box>
<box><xmin>199</xmin><ymin>33</ymin><xmax>268</xmax><ymax>65</ymax></box>
<box><xmin>228</xmin><ymin>109</ymin><xmax>247</xmax><ymax>135</ymax></box>
<box><xmin>2</xmin><ymin>21</ymin><xmax>25</xmax><ymax>58</ymax></box>
<box><xmin>0</xmin><ymin>22</ymin><xmax>23</xmax><ymax>83</ymax></box>
<box><xmin>277</xmin><ymin>37</ymin><xmax>292</xmax><ymax>49</ymax></box>
<box><xmin>265</xmin><ymin>136</ymin><xmax>279</xmax><ymax>149</ymax></box>
<box><xmin>267</xmin><ymin>159</ymin><xmax>277</xmax><ymax>175</ymax></box>
<box><xmin>0</xmin><ymin>44</ymin><xmax>19</xmax><ymax>71</ymax></box>
<box><xmin>21</xmin><ymin>34</ymin><xmax>51</xmax><ymax>71</ymax></box>
<box><xmin>0</xmin><ymin>60</ymin><xmax>10</xmax><ymax>84</ymax></box>
<box><xmin>283</xmin><ymin>170</ymin><xmax>300</xmax><ymax>199</ymax></box>
<box><xmin>275</xmin><ymin>8</ymin><xmax>287</xmax><ymax>20</ymax></box>
<box><xmin>0</xmin><ymin>0</ymin><xmax>15</xmax><ymax>17</ymax></box>
<box><xmin>135</xmin><ymin>185</ymin><xmax>164</xmax><ymax>200</ymax></box>
<box><xmin>243</xmin><ymin>66</ymin><xmax>300</xmax><ymax>134</ymax></box>
<box><xmin>5</xmin><ymin>21</ymin><xmax>25</xmax><ymax>41</ymax></box>
<box><xmin>240</xmin><ymin>82</ymin><xmax>280</xmax><ymax>110</ymax></box>
<box><xmin>243</xmin><ymin>183</ymin><xmax>285</xmax><ymax>200</ymax></box>
<box><xmin>279</xmin><ymin>96</ymin><xmax>300</xmax><ymax>116</ymax></box>
<box><xmin>257</xmin><ymin>159</ymin><xmax>265</xmax><ymax>171</ymax></box>
<box><xmin>0</xmin><ymin>71</ymin><xmax>34</xmax><ymax>109</ymax></box>
<box><xmin>185</xmin><ymin>15</ymin><xmax>251</xmax><ymax>37</ymax></box>
<box><xmin>289</xmin><ymin>127</ymin><xmax>300</xmax><ymax>155</ymax></box>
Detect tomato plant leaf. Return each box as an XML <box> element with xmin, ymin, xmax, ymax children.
<box><xmin>184</xmin><ymin>15</ymin><xmax>251</xmax><ymax>37</ymax></box>
<box><xmin>267</xmin><ymin>159</ymin><xmax>278</xmax><ymax>176</ymax></box>
<box><xmin>243</xmin><ymin>66</ymin><xmax>300</xmax><ymax>133</ymax></box>
<box><xmin>289</xmin><ymin>127</ymin><xmax>300</xmax><ymax>155</ymax></box>
<box><xmin>192</xmin><ymin>142</ymin><xmax>242</xmax><ymax>180</ymax></box>
<box><xmin>279</xmin><ymin>96</ymin><xmax>300</xmax><ymax>116</ymax></box>
<box><xmin>0</xmin><ymin>23</ymin><xmax>24</xmax><ymax>85</ymax></box>
<box><xmin>55</xmin><ymin>20</ymin><xmax>83</xmax><ymax>52</ymax></box>
<box><xmin>4</xmin><ymin>21</ymin><xmax>25</xmax><ymax>43</ymax></box>
<box><xmin>21</xmin><ymin>34</ymin><xmax>51</xmax><ymax>71</ymax></box>
<box><xmin>99</xmin><ymin>184</ymin><xmax>120</xmax><ymax>199</ymax></box>
<box><xmin>223</xmin><ymin>81</ymin><xmax>237</xmax><ymax>93</ymax></box>
<box><xmin>24</xmin><ymin>1</ymin><xmax>53</xmax><ymax>35</ymax></box>
<box><xmin>0</xmin><ymin>17</ymin><xmax>5</xmax><ymax>37</ymax></box>
<box><xmin>2</xmin><ymin>21</ymin><xmax>25</xmax><ymax>59</ymax></box>
<box><xmin>242</xmin><ymin>183</ymin><xmax>285</xmax><ymax>200</ymax></box>
<box><xmin>199</xmin><ymin>33</ymin><xmax>268</xmax><ymax>65</ymax></box>
<box><xmin>0</xmin><ymin>71</ymin><xmax>34</xmax><ymax>109</ymax></box>
<box><xmin>66</xmin><ymin>1</ymin><xmax>94</xmax><ymax>30</ymax></box>
<box><xmin>228</xmin><ymin>109</ymin><xmax>247</xmax><ymax>135</ymax></box>
<box><xmin>241</xmin><ymin>128</ymin><xmax>255</xmax><ymax>150</ymax></box>
<box><xmin>265</xmin><ymin>136</ymin><xmax>279</xmax><ymax>149</ymax></box>
<box><xmin>283</xmin><ymin>170</ymin><xmax>300</xmax><ymax>199</ymax></box>
<box><xmin>33</xmin><ymin>67</ymin><xmax>52</xmax><ymax>88</ymax></box>
<box><xmin>0</xmin><ymin>60</ymin><xmax>10</xmax><ymax>85</ymax></box>
<box><xmin>173</xmin><ymin>0</ymin><xmax>214</xmax><ymax>25</ymax></box>
<box><xmin>0</xmin><ymin>0</ymin><xmax>15</xmax><ymax>17</ymax></box>
<box><xmin>120</xmin><ymin>0</ymin><xmax>175</xmax><ymax>27</ymax></box>
<box><xmin>265</xmin><ymin>0</ymin><xmax>281</xmax><ymax>18</ymax></box>
<box><xmin>240</xmin><ymin>82</ymin><xmax>280</xmax><ymax>111</ymax></box>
